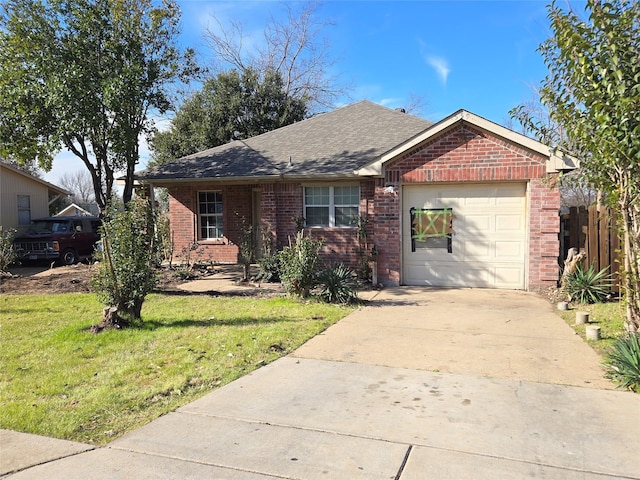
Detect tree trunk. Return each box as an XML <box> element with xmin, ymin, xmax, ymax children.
<box><xmin>619</xmin><ymin>193</ymin><xmax>640</xmax><ymax>332</ymax></box>
<box><xmin>90</xmin><ymin>306</ymin><xmax>130</xmax><ymax>333</ymax></box>
<box><xmin>119</xmin><ymin>299</ymin><xmax>143</xmax><ymax>321</ymax></box>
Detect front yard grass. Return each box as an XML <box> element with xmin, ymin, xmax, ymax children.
<box><xmin>557</xmin><ymin>301</ymin><xmax>627</xmax><ymax>356</ymax></box>
<box><xmin>0</xmin><ymin>292</ymin><xmax>355</xmax><ymax>445</ymax></box>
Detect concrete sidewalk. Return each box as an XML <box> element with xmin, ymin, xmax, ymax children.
<box><xmin>3</xmin><ymin>288</ymin><xmax>639</xmax><ymax>479</ymax></box>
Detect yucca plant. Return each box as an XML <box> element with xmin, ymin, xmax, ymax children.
<box><xmin>604</xmin><ymin>333</ymin><xmax>640</xmax><ymax>392</ymax></box>
<box><xmin>564</xmin><ymin>264</ymin><xmax>613</xmax><ymax>304</ymax></box>
<box><xmin>318</xmin><ymin>263</ymin><xmax>359</xmax><ymax>304</ymax></box>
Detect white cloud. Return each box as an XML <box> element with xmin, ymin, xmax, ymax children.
<box><xmin>378</xmin><ymin>97</ymin><xmax>402</xmax><ymax>107</ymax></box>
<box><xmin>427</xmin><ymin>56</ymin><xmax>450</xmax><ymax>85</ymax></box>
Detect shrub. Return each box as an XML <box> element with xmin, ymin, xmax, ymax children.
<box><xmin>0</xmin><ymin>226</ymin><xmax>17</xmax><ymax>272</ymax></box>
<box><xmin>154</xmin><ymin>211</ymin><xmax>173</xmax><ymax>266</ymax></box>
<box><xmin>256</xmin><ymin>252</ymin><xmax>280</xmax><ymax>282</ymax></box>
<box><xmin>564</xmin><ymin>264</ymin><xmax>613</xmax><ymax>304</ymax></box>
<box><xmin>318</xmin><ymin>263</ymin><xmax>358</xmax><ymax>304</ymax></box>
<box><xmin>92</xmin><ymin>197</ymin><xmax>158</xmax><ymax>322</ymax></box>
<box><xmin>604</xmin><ymin>333</ymin><xmax>640</xmax><ymax>392</ymax></box>
<box><xmin>278</xmin><ymin>231</ymin><xmax>323</xmax><ymax>297</ymax></box>
<box><xmin>255</xmin><ymin>223</ymin><xmax>279</xmax><ymax>282</ymax></box>
<box><xmin>235</xmin><ymin>214</ymin><xmax>254</xmax><ymax>282</ymax></box>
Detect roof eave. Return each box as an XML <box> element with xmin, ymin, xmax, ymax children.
<box><xmin>137</xmin><ymin>172</ymin><xmax>362</xmax><ymax>187</ymax></box>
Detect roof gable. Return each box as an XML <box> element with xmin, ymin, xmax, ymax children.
<box><xmin>0</xmin><ymin>161</ymin><xmax>69</xmax><ymax>195</ymax></box>
<box><xmin>356</xmin><ymin>110</ymin><xmax>577</xmax><ymax>176</ymax></box>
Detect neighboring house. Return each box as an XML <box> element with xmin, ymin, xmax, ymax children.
<box><xmin>55</xmin><ymin>202</ymin><xmax>99</xmax><ymax>217</ymax></box>
<box><xmin>135</xmin><ymin>101</ymin><xmax>576</xmax><ymax>291</ymax></box>
<box><xmin>0</xmin><ymin>161</ymin><xmax>69</xmax><ymax>232</ymax></box>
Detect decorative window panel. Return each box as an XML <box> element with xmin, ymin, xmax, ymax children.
<box><xmin>410</xmin><ymin>207</ymin><xmax>455</xmax><ymax>253</ymax></box>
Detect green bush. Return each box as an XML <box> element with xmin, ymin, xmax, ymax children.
<box><xmin>604</xmin><ymin>333</ymin><xmax>640</xmax><ymax>392</ymax></box>
<box><xmin>154</xmin><ymin>211</ymin><xmax>173</xmax><ymax>266</ymax></box>
<box><xmin>256</xmin><ymin>252</ymin><xmax>280</xmax><ymax>282</ymax></box>
<box><xmin>92</xmin><ymin>198</ymin><xmax>158</xmax><ymax>321</ymax></box>
<box><xmin>318</xmin><ymin>263</ymin><xmax>358</xmax><ymax>304</ymax></box>
<box><xmin>0</xmin><ymin>226</ymin><xmax>17</xmax><ymax>272</ymax></box>
<box><xmin>255</xmin><ymin>223</ymin><xmax>279</xmax><ymax>282</ymax></box>
<box><xmin>278</xmin><ymin>231</ymin><xmax>323</xmax><ymax>298</ymax></box>
<box><xmin>564</xmin><ymin>264</ymin><xmax>613</xmax><ymax>304</ymax></box>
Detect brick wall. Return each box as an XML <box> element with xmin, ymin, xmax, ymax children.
<box><xmin>527</xmin><ymin>176</ymin><xmax>562</xmax><ymax>288</ymax></box>
<box><xmin>373</xmin><ymin>124</ymin><xmax>560</xmax><ymax>290</ymax></box>
<box><xmin>268</xmin><ymin>181</ymin><xmax>374</xmax><ymax>270</ymax></box>
<box><xmin>167</xmin><ymin>184</ymin><xmax>252</xmax><ymax>264</ymax></box>
<box><xmin>168</xmin><ymin>180</ymin><xmax>375</xmax><ymax>272</ymax></box>
<box><xmin>165</xmin><ymin>123</ymin><xmax>561</xmax><ymax>291</ymax></box>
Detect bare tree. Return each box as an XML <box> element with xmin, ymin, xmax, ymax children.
<box><xmin>558</xmin><ymin>170</ymin><xmax>597</xmax><ymax>209</ymax></box>
<box><xmin>402</xmin><ymin>93</ymin><xmax>429</xmax><ymax>116</ymax></box>
<box><xmin>510</xmin><ymin>87</ymin><xmax>563</xmax><ymax>139</ymax></box>
<box><xmin>509</xmin><ymin>89</ymin><xmax>596</xmax><ymax>209</ymax></box>
<box><xmin>59</xmin><ymin>170</ymin><xmax>95</xmax><ymax>205</ymax></box>
<box><xmin>204</xmin><ymin>1</ymin><xmax>347</xmax><ymax>111</ymax></box>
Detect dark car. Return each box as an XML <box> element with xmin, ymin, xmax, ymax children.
<box><xmin>13</xmin><ymin>216</ymin><xmax>101</xmax><ymax>265</ymax></box>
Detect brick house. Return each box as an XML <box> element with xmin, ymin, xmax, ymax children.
<box><xmin>135</xmin><ymin>101</ymin><xmax>575</xmax><ymax>290</ymax></box>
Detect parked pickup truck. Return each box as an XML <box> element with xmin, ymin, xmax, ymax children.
<box><xmin>13</xmin><ymin>216</ymin><xmax>101</xmax><ymax>265</ymax></box>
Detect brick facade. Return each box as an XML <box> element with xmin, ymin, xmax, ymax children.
<box><xmin>168</xmin><ymin>184</ymin><xmax>253</xmax><ymax>263</ymax></box>
<box><xmin>373</xmin><ymin>124</ymin><xmax>560</xmax><ymax>290</ymax></box>
<box><xmin>166</xmin><ymin>124</ymin><xmax>561</xmax><ymax>291</ymax></box>
<box><xmin>167</xmin><ymin>182</ymin><xmax>373</xmax><ymax>269</ymax></box>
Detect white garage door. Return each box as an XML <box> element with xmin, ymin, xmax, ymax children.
<box><xmin>402</xmin><ymin>183</ymin><xmax>526</xmax><ymax>289</ymax></box>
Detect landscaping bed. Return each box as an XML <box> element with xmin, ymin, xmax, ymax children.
<box><xmin>0</xmin><ymin>262</ymin><xmax>199</xmax><ymax>295</ymax></box>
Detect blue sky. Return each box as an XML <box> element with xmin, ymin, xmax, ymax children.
<box><xmin>44</xmin><ymin>0</ymin><xmax>577</xmax><ymax>186</ymax></box>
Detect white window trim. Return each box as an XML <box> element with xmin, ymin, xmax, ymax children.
<box><xmin>304</xmin><ymin>185</ymin><xmax>360</xmax><ymax>228</ymax></box>
<box><xmin>197</xmin><ymin>190</ymin><xmax>224</xmax><ymax>240</ymax></box>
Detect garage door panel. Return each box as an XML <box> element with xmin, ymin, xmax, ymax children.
<box><xmin>463</xmin><ymin>196</ymin><xmax>491</xmax><ymax>207</ymax></box>
<box><xmin>495</xmin><ymin>214</ymin><xmax>524</xmax><ymax>232</ymax></box>
<box><xmin>405</xmin><ymin>263</ymin><xmax>493</xmax><ymax>288</ymax></box>
<box><xmin>404</xmin><ymin>183</ymin><xmax>526</xmax><ymax>290</ymax></box>
<box><xmin>496</xmin><ymin>195</ymin><xmax>525</xmax><ymax>206</ymax></box>
<box><xmin>494</xmin><ymin>267</ymin><xmax>524</xmax><ymax>287</ymax></box>
<box><xmin>462</xmin><ymin>240</ymin><xmax>491</xmax><ymax>260</ymax></box>
<box><xmin>495</xmin><ymin>241</ymin><xmax>522</xmax><ymax>259</ymax></box>
<box><xmin>462</xmin><ymin>214</ymin><xmax>491</xmax><ymax>231</ymax></box>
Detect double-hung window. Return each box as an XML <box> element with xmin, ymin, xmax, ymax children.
<box><xmin>198</xmin><ymin>191</ymin><xmax>223</xmax><ymax>239</ymax></box>
<box><xmin>304</xmin><ymin>186</ymin><xmax>359</xmax><ymax>227</ymax></box>
<box><xmin>17</xmin><ymin>195</ymin><xmax>31</xmax><ymax>225</ymax></box>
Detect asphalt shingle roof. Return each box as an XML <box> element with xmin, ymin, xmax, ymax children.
<box><xmin>135</xmin><ymin>100</ymin><xmax>433</xmax><ymax>182</ymax></box>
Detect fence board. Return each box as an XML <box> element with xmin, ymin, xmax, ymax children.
<box><xmin>588</xmin><ymin>206</ymin><xmax>599</xmax><ymax>270</ymax></box>
<box><xmin>569</xmin><ymin>206</ymin><xmax>580</xmax><ymax>250</ymax></box>
<box><xmin>560</xmin><ymin>205</ymin><xmax>620</xmax><ymax>292</ymax></box>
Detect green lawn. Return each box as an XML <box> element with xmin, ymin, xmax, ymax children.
<box><xmin>0</xmin><ymin>293</ymin><xmax>355</xmax><ymax>445</ymax></box>
<box><xmin>557</xmin><ymin>301</ymin><xmax>627</xmax><ymax>355</ymax></box>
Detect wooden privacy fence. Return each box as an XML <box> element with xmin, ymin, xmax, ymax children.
<box><xmin>560</xmin><ymin>205</ymin><xmax>621</xmax><ymax>290</ymax></box>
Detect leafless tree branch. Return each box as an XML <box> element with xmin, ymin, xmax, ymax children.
<box><xmin>203</xmin><ymin>1</ymin><xmax>347</xmax><ymax>111</ymax></box>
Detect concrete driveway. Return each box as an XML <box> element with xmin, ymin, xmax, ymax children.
<box><xmin>3</xmin><ymin>287</ymin><xmax>639</xmax><ymax>479</ymax></box>
<box><xmin>295</xmin><ymin>287</ymin><xmax>612</xmax><ymax>388</ymax></box>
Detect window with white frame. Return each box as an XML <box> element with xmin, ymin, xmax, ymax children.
<box><xmin>304</xmin><ymin>185</ymin><xmax>359</xmax><ymax>227</ymax></box>
<box><xmin>198</xmin><ymin>191</ymin><xmax>223</xmax><ymax>239</ymax></box>
<box><xmin>17</xmin><ymin>195</ymin><xmax>31</xmax><ymax>225</ymax></box>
